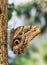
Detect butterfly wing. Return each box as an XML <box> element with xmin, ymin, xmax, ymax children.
<box><xmin>10</xmin><ymin>25</ymin><xmax>40</xmax><ymax>55</ymax></box>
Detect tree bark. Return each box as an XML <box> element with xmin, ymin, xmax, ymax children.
<box><xmin>0</xmin><ymin>0</ymin><xmax>8</xmax><ymax>65</ymax></box>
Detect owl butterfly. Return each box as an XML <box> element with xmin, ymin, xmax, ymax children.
<box><xmin>10</xmin><ymin>25</ymin><xmax>40</xmax><ymax>55</ymax></box>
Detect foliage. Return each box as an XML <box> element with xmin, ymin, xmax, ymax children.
<box><xmin>9</xmin><ymin>41</ymin><xmax>47</xmax><ymax>65</ymax></box>
<box><xmin>40</xmin><ymin>41</ymin><xmax>47</xmax><ymax>64</ymax></box>
<box><xmin>8</xmin><ymin>3</ymin><xmax>14</xmax><ymax>20</ymax></box>
<box><xmin>8</xmin><ymin>1</ymin><xmax>47</xmax><ymax>33</ymax></box>
<box><xmin>8</xmin><ymin>1</ymin><xmax>47</xmax><ymax>65</ymax></box>
<box><xmin>12</xmin><ymin>44</ymin><xmax>38</xmax><ymax>65</ymax></box>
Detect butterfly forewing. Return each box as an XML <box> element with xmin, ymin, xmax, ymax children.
<box><xmin>10</xmin><ymin>25</ymin><xmax>40</xmax><ymax>55</ymax></box>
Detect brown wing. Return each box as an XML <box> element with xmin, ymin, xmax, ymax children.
<box><xmin>10</xmin><ymin>25</ymin><xmax>40</xmax><ymax>55</ymax></box>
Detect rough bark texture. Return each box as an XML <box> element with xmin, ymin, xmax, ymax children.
<box><xmin>0</xmin><ymin>0</ymin><xmax>8</xmax><ymax>65</ymax></box>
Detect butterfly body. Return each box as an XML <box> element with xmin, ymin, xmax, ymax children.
<box><xmin>10</xmin><ymin>25</ymin><xmax>40</xmax><ymax>55</ymax></box>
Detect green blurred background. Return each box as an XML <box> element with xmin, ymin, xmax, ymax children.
<box><xmin>8</xmin><ymin>0</ymin><xmax>47</xmax><ymax>65</ymax></box>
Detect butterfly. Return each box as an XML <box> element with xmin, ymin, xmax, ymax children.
<box><xmin>10</xmin><ymin>25</ymin><xmax>40</xmax><ymax>55</ymax></box>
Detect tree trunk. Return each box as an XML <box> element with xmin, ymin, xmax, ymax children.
<box><xmin>0</xmin><ymin>0</ymin><xmax>8</xmax><ymax>65</ymax></box>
